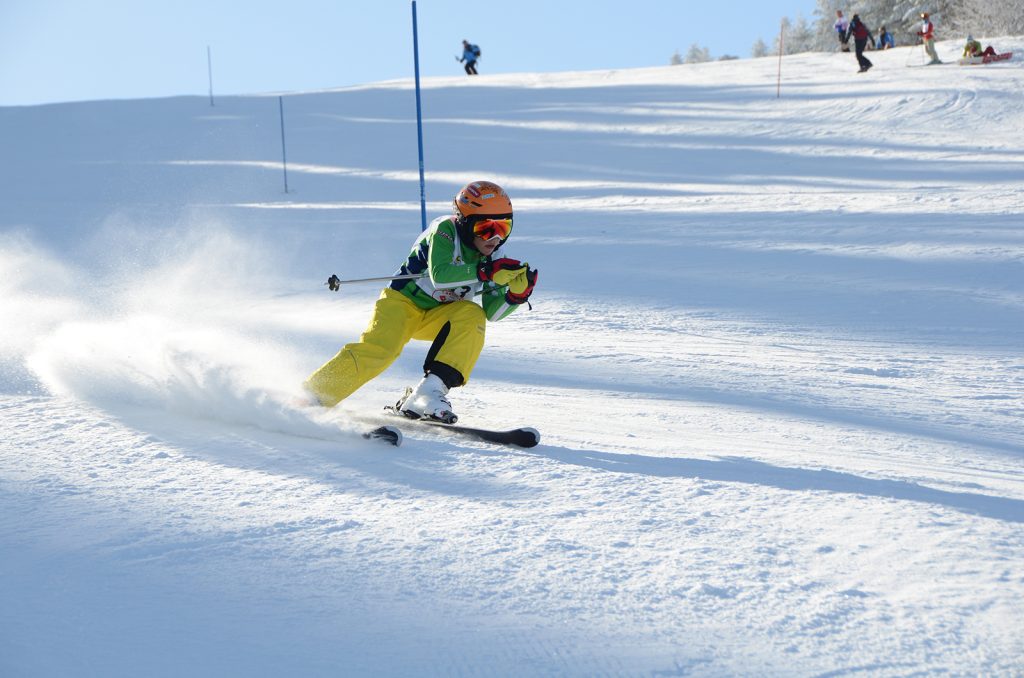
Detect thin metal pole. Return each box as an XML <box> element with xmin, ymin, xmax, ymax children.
<box><xmin>776</xmin><ymin>20</ymin><xmax>784</xmax><ymax>99</ymax></box>
<box><xmin>411</xmin><ymin>1</ymin><xmax>428</xmax><ymax>231</ymax></box>
<box><xmin>207</xmin><ymin>45</ymin><xmax>214</xmax><ymax>107</ymax></box>
<box><xmin>278</xmin><ymin>96</ymin><xmax>290</xmax><ymax>193</ymax></box>
<box><xmin>332</xmin><ymin>272</ymin><xmax>427</xmax><ymax>286</ymax></box>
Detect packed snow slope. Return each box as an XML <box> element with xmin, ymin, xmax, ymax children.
<box><xmin>2</xmin><ymin>39</ymin><xmax>1023</xmax><ymax>676</ymax></box>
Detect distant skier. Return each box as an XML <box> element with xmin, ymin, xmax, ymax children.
<box><xmin>834</xmin><ymin>10</ymin><xmax>851</xmax><ymax>52</ymax></box>
<box><xmin>305</xmin><ymin>181</ymin><xmax>537</xmax><ymax>423</ymax></box>
<box><xmin>876</xmin><ymin>26</ymin><xmax>895</xmax><ymax>50</ymax></box>
<box><xmin>917</xmin><ymin>12</ymin><xmax>942</xmax><ymax>65</ymax></box>
<box><xmin>845</xmin><ymin>14</ymin><xmax>875</xmax><ymax>73</ymax></box>
<box><xmin>460</xmin><ymin>40</ymin><xmax>480</xmax><ymax>75</ymax></box>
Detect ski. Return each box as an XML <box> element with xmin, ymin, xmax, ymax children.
<box><xmin>985</xmin><ymin>51</ymin><xmax>1013</xmax><ymax>64</ymax></box>
<box><xmin>906</xmin><ymin>60</ymin><xmax>953</xmax><ymax>68</ymax></box>
<box><xmin>384</xmin><ymin>407</ymin><xmax>540</xmax><ymax>448</ymax></box>
<box><xmin>958</xmin><ymin>52</ymin><xmax>1012</xmax><ymax>66</ymax></box>
<box><xmin>362</xmin><ymin>425</ymin><xmax>403</xmax><ymax>447</ymax></box>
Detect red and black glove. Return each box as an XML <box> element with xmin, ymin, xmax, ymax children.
<box><xmin>477</xmin><ymin>257</ymin><xmax>524</xmax><ymax>284</ymax></box>
<box><xmin>505</xmin><ymin>266</ymin><xmax>538</xmax><ymax>305</ymax></box>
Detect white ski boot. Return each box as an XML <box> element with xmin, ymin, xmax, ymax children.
<box><xmin>397</xmin><ymin>373</ymin><xmax>457</xmax><ymax>424</ymax></box>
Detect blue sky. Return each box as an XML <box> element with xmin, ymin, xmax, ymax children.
<box><xmin>0</xmin><ymin>0</ymin><xmax>818</xmax><ymax>106</ymax></box>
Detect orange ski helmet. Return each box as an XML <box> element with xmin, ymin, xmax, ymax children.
<box><xmin>452</xmin><ymin>180</ymin><xmax>513</xmax><ymax>245</ymax></box>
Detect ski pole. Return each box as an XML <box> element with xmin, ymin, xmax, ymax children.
<box><xmin>325</xmin><ymin>272</ymin><xmax>426</xmax><ymax>292</ymax></box>
<box><xmin>904</xmin><ymin>42</ymin><xmax>922</xmax><ymax>67</ymax></box>
<box><xmin>321</xmin><ymin>272</ymin><xmax>493</xmax><ymax>301</ymax></box>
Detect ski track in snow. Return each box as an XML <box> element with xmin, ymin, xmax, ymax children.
<box><xmin>2</xmin><ymin>38</ymin><xmax>1024</xmax><ymax>676</ymax></box>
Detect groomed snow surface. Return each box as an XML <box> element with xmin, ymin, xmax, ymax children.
<box><xmin>2</xmin><ymin>39</ymin><xmax>1023</xmax><ymax>676</ymax></box>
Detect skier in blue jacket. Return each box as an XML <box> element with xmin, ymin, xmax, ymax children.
<box><xmin>460</xmin><ymin>40</ymin><xmax>479</xmax><ymax>75</ymax></box>
<box><xmin>876</xmin><ymin>26</ymin><xmax>895</xmax><ymax>50</ymax></box>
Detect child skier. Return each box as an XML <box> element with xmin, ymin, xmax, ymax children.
<box><xmin>304</xmin><ymin>180</ymin><xmax>537</xmax><ymax>423</ymax></box>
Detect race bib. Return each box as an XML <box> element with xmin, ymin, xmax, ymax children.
<box><xmin>433</xmin><ymin>286</ymin><xmax>472</xmax><ymax>303</ymax></box>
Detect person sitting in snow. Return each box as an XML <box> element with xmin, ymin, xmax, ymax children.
<box><xmin>876</xmin><ymin>26</ymin><xmax>895</xmax><ymax>50</ymax></box>
<box><xmin>304</xmin><ymin>181</ymin><xmax>537</xmax><ymax>424</ymax></box>
<box><xmin>962</xmin><ymin>36</ymin><xmax>997</xmax><ymax>58</ymax></box>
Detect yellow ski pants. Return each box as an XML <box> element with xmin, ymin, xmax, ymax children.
<box><xmin>305</xmin><ymin>288</ymin><xmax>486</xmax><ymax>407</ymax></box>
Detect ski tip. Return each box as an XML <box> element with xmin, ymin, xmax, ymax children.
<box><xmin>519</xmin><ymin>427</ymin><xmax>541</xmax><ymax>448</ymax></box>
<box><xmin>364</xmin><ymin>425</ymin><xmax>403</xmax><ymax>447</ymax></box>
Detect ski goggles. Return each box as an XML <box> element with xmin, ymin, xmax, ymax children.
<box><xmin>470</xmin><ymin>217</ymin><xmax>513</xmax><ymax>241</ymax></box>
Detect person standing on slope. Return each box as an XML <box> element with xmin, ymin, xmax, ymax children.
<box><xmin>304</xmin><ymin>181</ymin><xmax>537</xmax><ymax>424</ymax></box>
<box><xmin>460</xmin><ymin>39</ymin><xmax>480</xmax><ymax>75</ymax></box>
<box><xmin>834</xmin><ymin>10</ymin><xmax>851</xmax><ymax>53</ymax></box>
<box><xmin>845</xmin><ymin>14</ymin><xmax>875</xmax><ymax>73</ymax></box>
<box><xmin>917</xmin><ymin>12</ymin><xmax>942</xmax><ymax>65</ymax></box>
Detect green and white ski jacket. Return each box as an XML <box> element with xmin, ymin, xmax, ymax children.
<box><xmin>389</xmin><ymin>216</ymin><xmax>523</xmax><ymax>322</ymax></box>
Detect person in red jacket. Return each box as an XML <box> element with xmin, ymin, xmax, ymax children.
<box><xmin>917</xmin><ymin>12</ymin><xmax>942</xmax><ymax>65</ymax></box>
<box><xmin>845</xmin><ymin>14</ymin><xmax>875</xmax><ymax>73</ymax></box>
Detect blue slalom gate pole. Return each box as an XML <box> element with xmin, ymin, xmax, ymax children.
<box><xmin>207</xmin><ymin>46</ymin><xmax>214</xmax><ymax>107</ymax></box>
<box><xmin>278</xmin><ymin>96</ymin><xmax>290</xmax><ymax>193</ymax></box>
<box><xmin>411</xmin><ymin>1</ymin><xmax>428</xmax><ymax>231</ymax></box>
